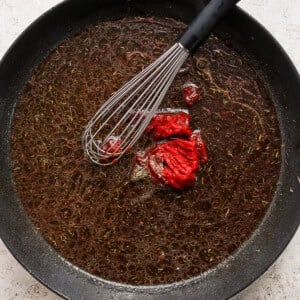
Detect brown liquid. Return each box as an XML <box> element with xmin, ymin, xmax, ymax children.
<box><xmin>11</xmin><ymin>17</ymin><xmax>280</xmax><ymax>285</ymax></box>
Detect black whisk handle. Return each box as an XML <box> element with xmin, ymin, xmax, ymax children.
<box><xmin>178</xmin><ymin>0</ymin><xmax>240</xmax><ymax>54</ymax></box>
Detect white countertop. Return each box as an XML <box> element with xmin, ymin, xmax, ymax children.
<box><xmin>0</xmin><ymin>0</ymin><xmax>299</xmax><ymax>299</ymax></box>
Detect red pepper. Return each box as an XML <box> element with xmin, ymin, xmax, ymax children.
<box><xmin>145</xmin><ymin>111</ymin><xmax>192</xmax><ymax>139</ymax></box>
<box><xmin>182</xmin><ymin>82</ymin><xmax>200</xmax><ymax>106</ymax></box>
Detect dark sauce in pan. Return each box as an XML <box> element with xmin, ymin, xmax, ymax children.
<box><xmin>11</xmin><ymin>17</ymin><xmax>280</xmax><ymax>285</ymax></box>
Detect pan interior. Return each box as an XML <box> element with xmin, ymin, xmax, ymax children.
<box><xmin>10</xmin><ymin>16</ymin><xmax>281</xmax><ymax>285</ymax></box>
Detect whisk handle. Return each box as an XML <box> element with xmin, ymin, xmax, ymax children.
<box><xmin>178</xmin><ymin>0</ymin><xmax>240</xmax><ymax>54</ymax></box>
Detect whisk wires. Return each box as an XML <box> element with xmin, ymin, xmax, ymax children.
<box><xmin>83</xmin><ymin>43</ymin><xmax>189</xmax><ymax>165</ymax></box>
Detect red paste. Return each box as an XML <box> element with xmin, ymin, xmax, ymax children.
<box><xmin>145</xmin><ymin>112</ymin><xmax>192</xmax><ymax>139</ymax></box>
<box><xmin>131</xmin><ymin>130</ymin><xmax>208</xmax><ymax>189</ymax></box>
<box><xmin>182</xmin><ymin>83</ymin><xmax>200</xmax><ymax>106</ymax></box>
<box><xmin>147</xmin><ymin>139</ymin><xmax>199</xmax><ymax>189</ymax></box>
<box><xmin>101</xmin><ymin>136</ymin><xmax>122</xmax><ymax>157</ymax></box>
<box><xmin>191</xmin><ymin>130</ymin><xmax>208</xmax><ymax>164</ymax></box>
<box><xmin>131</xmin><ymin>108</ymin><xmax>208</xmax><ymax>189</ymax></box>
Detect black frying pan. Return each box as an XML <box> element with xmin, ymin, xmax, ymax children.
<box><xmin>0</xmin><ymin>0</ymin><xmax>300</xmax><ymax>299</ymax></box>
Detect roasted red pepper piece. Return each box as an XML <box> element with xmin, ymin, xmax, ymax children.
<box><xmin>182</xmin><ymin>83</ymin><xmax>200</xmax><ymax>106</ymax></box>
<box><xmin>145</xmin><ymin>112</ymin><xmax>192</xmax><ymax>139</ymax></box>
<box><xmin>147</xmin><ymin>139</ymin><xmax>199</xmax><ymax>189</ymax></box>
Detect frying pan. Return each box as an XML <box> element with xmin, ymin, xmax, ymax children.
<box><xmin>0</xmin><ymin>0</ymin><xmax>299</xmax><ymax>299</ymax></box>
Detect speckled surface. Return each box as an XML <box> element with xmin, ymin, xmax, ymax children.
<box><xmin>0</xmin><ymin>0</ymin><xmax>299</xmax><ymax>299</ymax></box>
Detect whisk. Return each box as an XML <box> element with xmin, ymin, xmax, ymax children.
<box><xmin>83</xmin><ymin>0</ymin><xmax>240</xmax><ymax>165</ymax></box>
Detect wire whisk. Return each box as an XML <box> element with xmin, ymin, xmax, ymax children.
<box><xmin>83</xmin><ymin>0</ymin><xmax>240</xmax><ymax>165</ymax></box>
<box><xmin>83</xmin><ymin>44</ymin><xmax>188</xmax><ymax>165</ymax></box>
